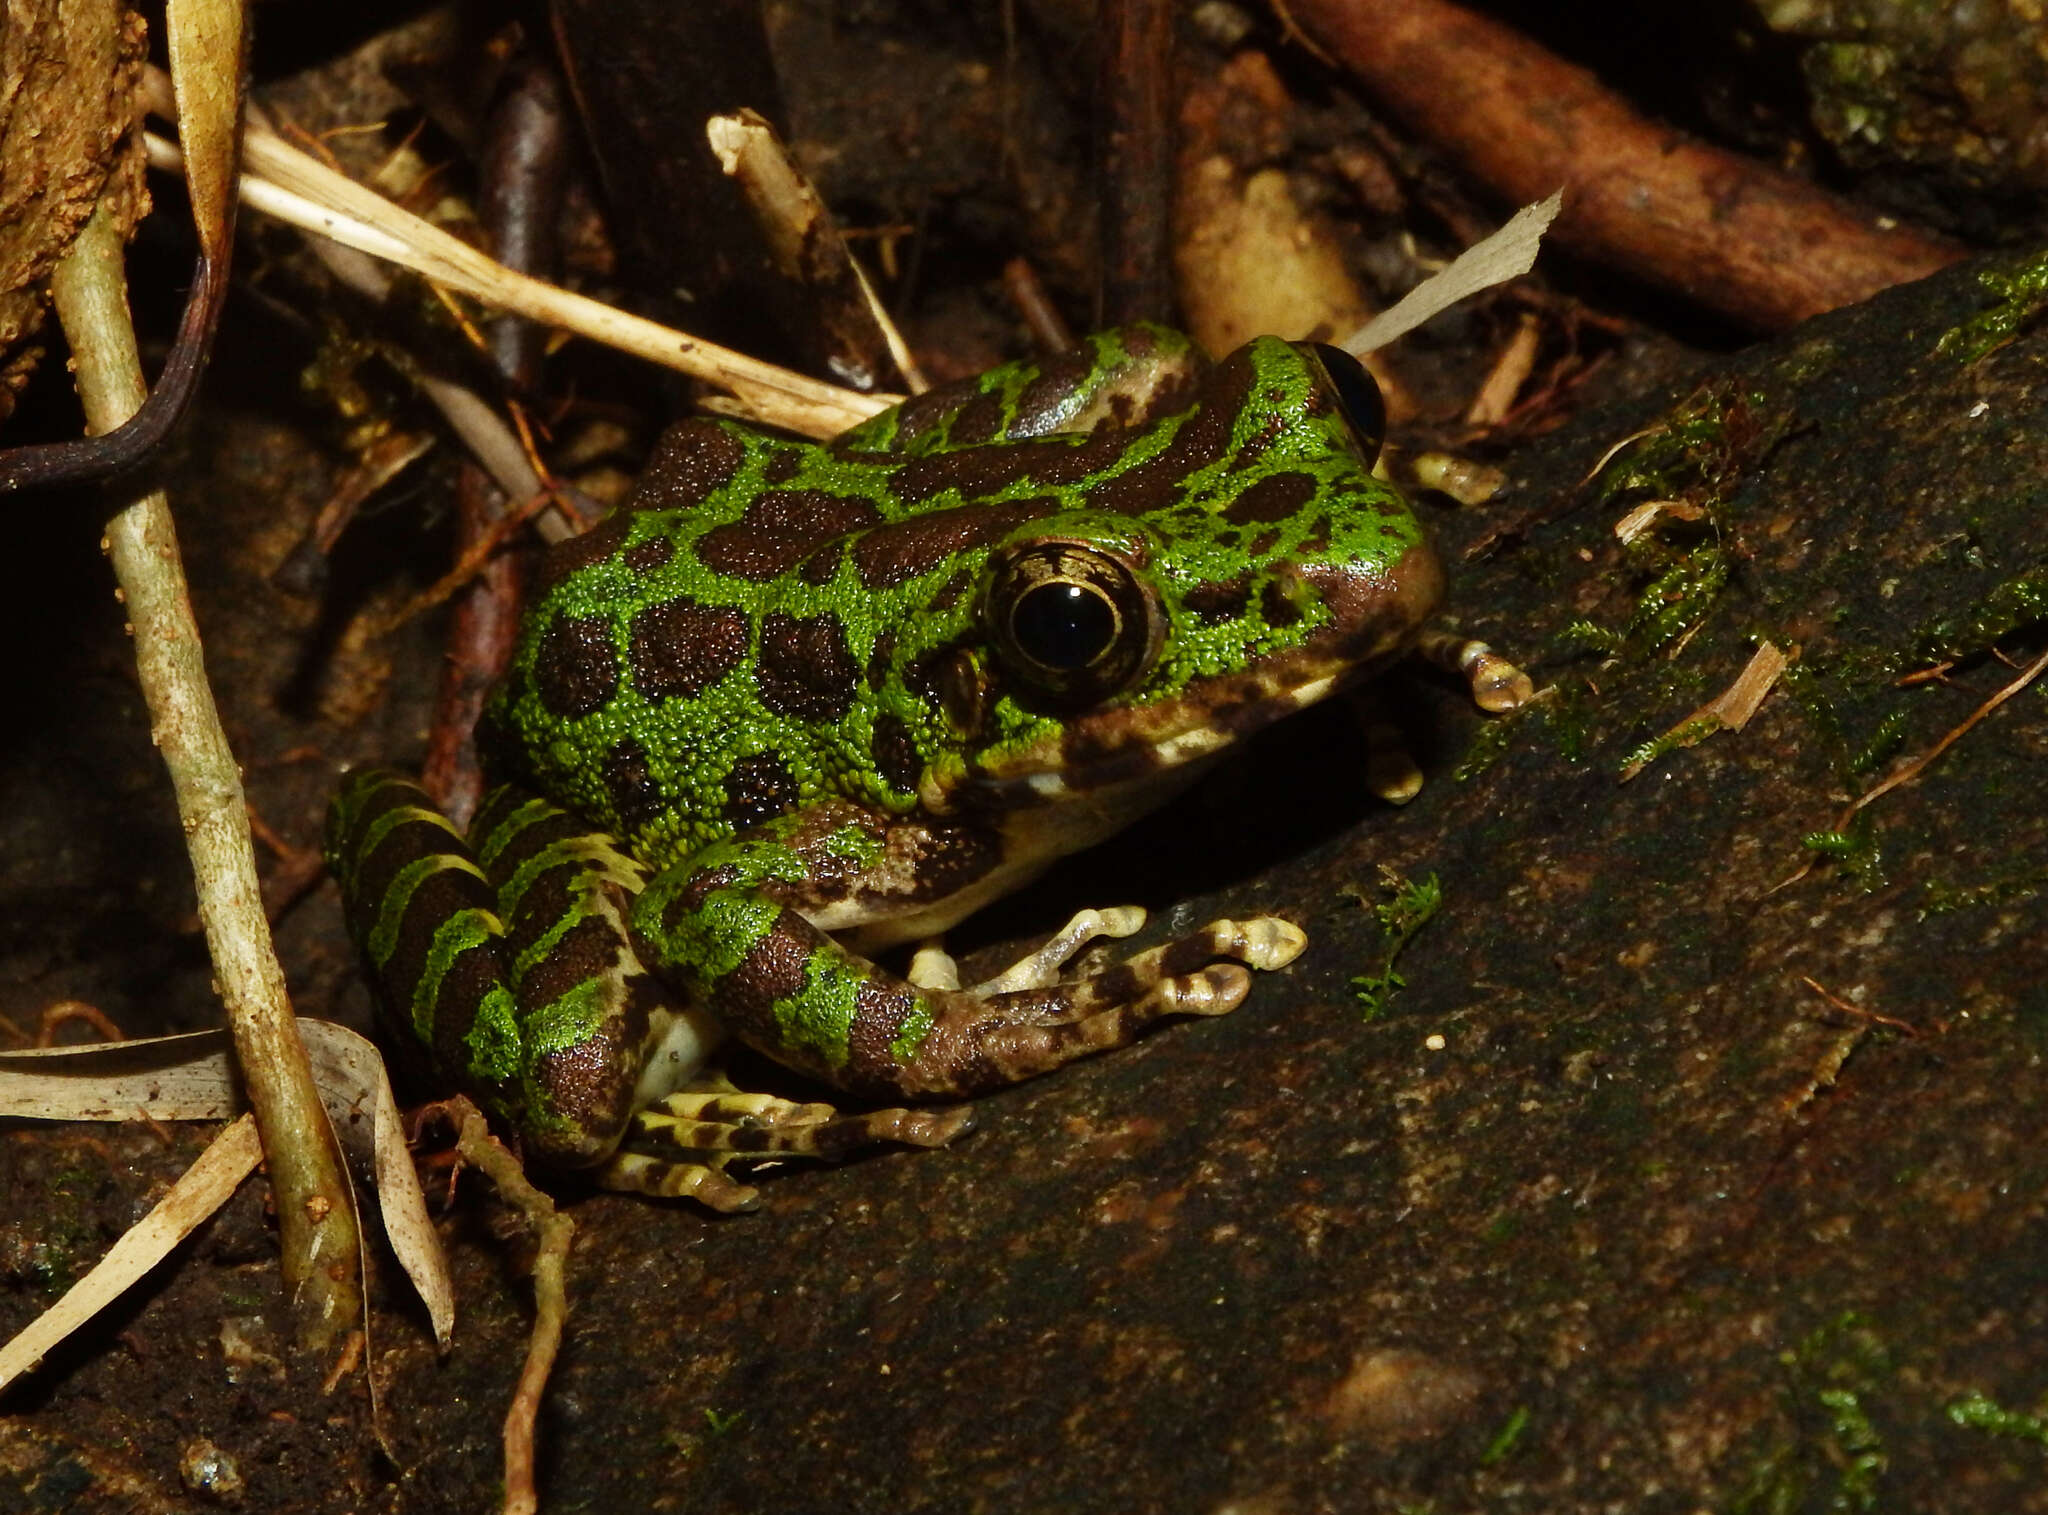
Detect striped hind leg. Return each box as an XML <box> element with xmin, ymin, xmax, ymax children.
<box><xmin>328</xmin><ymin>772</ymin><xmax>972</xmax><ymax>1207</ymax></box>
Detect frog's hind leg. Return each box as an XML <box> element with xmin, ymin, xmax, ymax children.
<box><xmin>602</xmin><ymin>1078</ymin><xmax>975</xmax><ymax>1210</ymax></box>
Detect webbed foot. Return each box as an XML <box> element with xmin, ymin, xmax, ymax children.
<box><xmin>885</xmin><ymin>914</ymin><xmax>1307</xmax><ymax>1095</ymax></box>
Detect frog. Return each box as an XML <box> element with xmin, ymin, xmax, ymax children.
<box><xmin>327</xmin><ymin>324</ymin><xmax>1484</xmax><ymax>1211</ymax></box>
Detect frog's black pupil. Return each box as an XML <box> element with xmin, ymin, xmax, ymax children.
<box><xmin>1012</xmin><ymin>581</ymin><xmax>1115</xmax><ymax>670</ymax></box>
<box><xmin>1310</xmin><ymin>343</ymin><xmax>1386</xmax><ymax>464</ymax></box>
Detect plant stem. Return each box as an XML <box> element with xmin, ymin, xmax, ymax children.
<box><xmin>49</xmin><ymin>198</ymin><xmax>362</xmax><ymax>1350</ymax></box>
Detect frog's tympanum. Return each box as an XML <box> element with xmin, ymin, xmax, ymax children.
<box><xmin>328</xmin><ymin>326</ymin><xmax>1447</xmax><ymax>1209</ymax></box>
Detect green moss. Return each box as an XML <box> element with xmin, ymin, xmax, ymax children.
<box><xmin>1847</xmin><ymin>709</ymin><xmax>1911</xmax><ymax>778</ymax></box>
<box><xmin>1480</xmin><ymin>1406</ymin><xmax>1530</xmax><ymax>1467</ymax></box>
<box><xmin>1913</xmin><ymin>569</ymin><xmax>2048</xmax><ymax>662</ymax></box>
<box><xmin>1801</xmin><ymin>814</ymin><xmax>1886</xmax><ymax>892</ymax></box>
<box><xmin>1618</xmin><ymin>714</ymin><xmax>1724</xmax><ymax>779</ymax></box>
<box><xmin>1936</xmin><ymin>256</ymin><xmax>2048</xmax><ymax>363</ymax></box>
<box><xmin>1452</xmin><ymin>706</ymin><xmax>1523</xmax><ymax>782</ymax></box>
<box><xmin>1555</xmin><ymin>619</ymin><xmax>1625</xmax><ymax>659</ymax></box>
<box><xmin>1349</xmin><ymin>872</ymin><xmax>1443</xmax><ymax>1020</ymax></box>
<box><xmin>1920</xmin><ymin>865</ymin><xmax>2048</xmax><ymax>915</ymax></box>
<box><xmin>1948</xmin><ymin>1390</ymin><xmax>2048</xmax><ymax>1447</ymax></box>
<box><xmin>1725</xmin><ymin>1314</ymin><xmax>1896</xmax><ymax>1515</ymax></box>
<box><xmin>1628</xmin><ymin>546</ymin><xmax>1731</xmax><ymax>654</ymax></box>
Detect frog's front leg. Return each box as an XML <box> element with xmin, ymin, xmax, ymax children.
<box><xmin>632</xmin><ymin>806</ymin><xmax>1305</xmax><ymax>1102</ymax></box>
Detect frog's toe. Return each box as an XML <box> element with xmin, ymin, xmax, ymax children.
<box><xmin>1414</xmin><ymin>627</ymin><xmax>1535</xmax><ymax>713</ymax></box>
<box><xmin>1232</xmin><ymin>916</ymin><xmax>1308</xmax><ymax>970</ymax></box>
<box><xmin>835</xmin><ymin>1104</ymin><xmax>977</xmax><ymax>1150</ymax></box>
<box><xmin>617</xmin><ymin>1091</ymin><xmax>976</xmax><ymax>1207</ymax></box>
<box><xmin>658</xmin><ymin>1087</ymin><xmax>841</xmax><ymax>1128</ymax></box>
<box><xmin>597</xmin><ymin>1152</ymin><xmax>762</xmax><ymax>1212</ymax></box>
<box><xmin>1091</xmin><ymin>914</ymin><xmax>1305</xmax><ymax>989</ymax></box>
<box><xmin>970</xmin><ymin>905</ymin><xmax>1149</xmax><ymax>995</ymax></box>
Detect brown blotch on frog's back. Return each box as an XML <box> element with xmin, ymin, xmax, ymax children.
<box><xmin>756</xmin><ymin>611</ymin><xmax>861</xmax><ymax>721</ymax></box>
<box><xmin>1010</xmin><ymin>349</ymin><xmax>1095</xmax><ymax>434</ymax></box>
<box><xmin>1261</xmin><ymin>579</ymin><xmax>1304</xmax><ymax>628</ymax></box>
<box><xmin>1084</xmin><ymin>355</ymin><xmax>1253</xmax><ymax>517</ymax></box>
<box><xmin>621</xmin><ymin>535</ymin><xmax>676</xmax><ymax>577</ymax></box>
<box><xmin>941</xmin><ymin>390</ymin><xmax>1008</xmax><ymax>446</ymax></box>
<box><xmin>696</xmin><ymin>490</ymin><xmax>884</xmax><ymax>582</ymax></box>
<box><xmin>870</xmin><ymin>711</ymin><xmax>925</xmax><ymax>794</ymax></box>
<box><xmin>762</xmin><ymin>448</ymin><xmax>804</xmax><ymax>485</ymax></box>
<box><xmin>633</xmin><ymin>420</ymin><xmax>748</xmax><ymax>510</ymax></box>
<box><xmin>601</xmin><ymin>737</ymin><xmax>669</xmax><ymax>840</ymax></box>
<box><xmin>1228</xmin><ymin>413</ymin><xmax>1287</xmax><ymax>473</ymax></box>
<box><xmin>628</xmin><ymin>596</ymin><xmax>749</xmax><ymax>701</ymax></box>
<box><xmin>721</xmin><ymin>752</ymin><xmax>802</xmax><ymax>830</ymax></box>
<box><xmin>877</xmin><ymin>379</ymin><xmax>990</xmax><ymax>452</ymax></box>
<box><xmin>530</xmin><ymin>510</ymin><xmax>636</xmax><ymax>599</ymax></box>
<box><xmin>1223</xmin><ymin>470</ymin><xmax>1318</xmax><ymax>526</ymax></box>
<box><xmin>866</xmin><ymin>629</ymin><xmax>897</xmax><ymax>691</ymax></box>
<box><xmin>926</xmin><ymin>567</ymin><xmax>974</xmax><ymax>612</ymax></box>
<box><xmin>886</xmin><ymin>430</ymin><xmax>1127</xmax><ymax>506</ymax></box>
<box><xmin>851</xmin><ymin>498</ymin><xmax>1059</xmax><ymax>589</ymax></box>
<box><xmin>535</xmin><ymin>613</ymin><xmax>621</xmax><ymax>719</ymax></box>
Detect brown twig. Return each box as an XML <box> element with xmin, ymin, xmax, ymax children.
<box><xmin>709</xmin><ymin>109</ymin><xmax>927</xmax><ymax>393</ymax></box>
<box><xmin>1286</xmin><ymin>0</ymin><xmax>1964</xmax><ymax>332</ymax></box>
<box><xmin>1800</xmin><ymin>976</ymin><xmax>1921</xmax><ymax>1037</ymax></box>
<box><xmin>1003</xmin><ymin>257</ymin><xmax>1076</xmax><ymax>351</ymax></box>
<box><xmin>1780</xmin><ymin>639</ymin><xmax>2048</xmax><ymax>889</ymax></box>
<box><xmin>420</xmin><ymin>466</ymin><xmax>523</xmax><ymax>828</ymax></box>
<box><xmin>37</xmin><ymin>1001</ymin><xmax>126</xmax><ymax>1046</ymax></box>
<box><xmin>479</xmin><ymin>56</ymin><xmax>572</xmax><ymax>394</ymax></box>
<box><xmin>364</xmin><ymin>482</ymin><xmax>559</xmax><ymax>642</ymax></box>
<box><xmin>438</xmin><ymin>1098</ymin><xmax>574</xmax><ymax>1515</ymax></box>
<box><xmin>1096</xmin><ymin>0</ymin><xmax>1177</xmax><ymax>325</ymax></box>
<box><xmin>1842</xmin><ymin>642</ymin><xmax>2048</xmax><ymax>819</ymax></box>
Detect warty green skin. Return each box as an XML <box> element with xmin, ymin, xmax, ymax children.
<box><xmin>327</xmin><ymin>325</ymin><xmax>1443</xmax><ymax>1189</ymax></box>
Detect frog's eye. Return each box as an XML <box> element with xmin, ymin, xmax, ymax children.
<box><xmin>1309</xmin><ymin>343</ymin><xmax>1386</xmax><ymax>466</ymax></box>
<box><xmin>985</xmin><ymin>541</ymin><xmax>1163</xmax><ymax>704</ymax></box>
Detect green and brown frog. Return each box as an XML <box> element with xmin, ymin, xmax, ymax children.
<box><xmin>328</xmin><ymin>325</ymin><xmax>1504</xmax><ymax>1209</ymax></box>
